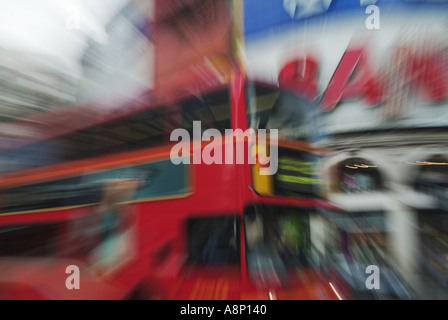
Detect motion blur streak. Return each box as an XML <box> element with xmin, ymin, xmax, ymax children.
<box><xmin>0</xmin><ymin>0</ymin><xmax>447</xmax><ymax>300</ymax></box>
<box><xmin>329</xmin><ymin>282</ymin><xmax>342</xmax><ymax>301</ymax></box>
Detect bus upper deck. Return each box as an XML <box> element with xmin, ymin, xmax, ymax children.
<box><xmin>0</xmin><ymin>71</ymin><xmax>343</xmax><ymax>300</ymax></box>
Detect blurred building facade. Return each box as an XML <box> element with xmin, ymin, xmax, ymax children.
<box><xmin>79</xmin><ymin>0</ymin><xmax>154</xmax><ymax>102</ymax></box>
<box><xmin>318</xmin><ymin>113</ymin><xmax>448</xmax><ymax>298</ymax></box>
<box><xmin>0</xmin><ymin>48</ymin><xmax>78</xmax><ymax>122</ymax></box>
<box><xmin>243</xmin><ymin>0</ymin><xmax>448</xmax><ymax>299</ymax></box>
<box><xmin>78</xmin><ymin>0</ymin><xmax>234</xmax><ymax>103</ymax></box>
<box><xmin>314</xmin><ymin>18</ymin><xmax>448</xmax><ymax>300</ymax></box>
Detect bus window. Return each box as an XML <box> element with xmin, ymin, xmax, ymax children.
<box><xmin>94</xmin><ymin>119</ymin><xmax>130</xmax><ymax>156</ymax></box>
<box><xmin>245</xmin><ymin>83</ymin><xmax>315</xmax><ymax>141</ymax></box>
<box><xmin>1</xmin><ymin>180</ymin><xmax>103</xmax><ymax>214</ymax></box>
<box><xmin>129</xmin><ymin>107</ymin><xmax>166</xmax><ymax>150</ymax></box>
<box><xmin>60</xmin><ymin>127</ymin><xmax>97</xmax><ymax>160</ymax></box>
<box><xmin>418</xmin><ymin>209</ymin><xmax>448</xmax><ymax>294</ymax></box>
<box><xmin>0</xmin><ymin>180</ymin><xmax>138</xmax><ymax>263</ymax></box>
<box><xmin>244</xmin><ymin>205</ymin><xmax>312</xmax><ymax>286</ymax></box>
<box><xmin>0</xmin><ymin>223</ymin><xmax>60</xmax><ymax>257</ymax></box>
<box><xmin>0</xmin><ymin>139</ymin><xmax>64</xmax><ymax>174</ymax></box>
<box><xmin>181</xmin><ymin>88</ymin><xmax>231</xmax><ymax>135</ymax></box>
<box><xmin>187</xmin><ymin>215</ymin><xmax>240</xmax><ymax>266</ymax></box>
<box><xmin>0</xmin><ymin>89</ymin><xmax>230</xmax><ymax>176</ymax></box>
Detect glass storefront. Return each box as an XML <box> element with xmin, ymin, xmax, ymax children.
<box><xmin>321</xmin><ymin>210</ymin><xmax>415</xmax><ymax>299</ymax></box>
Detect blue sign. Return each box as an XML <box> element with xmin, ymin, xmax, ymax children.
<box><xmin>244</xmin><ymin>0</ymin><xmax>448</xmax><ymax>38</ymax></box>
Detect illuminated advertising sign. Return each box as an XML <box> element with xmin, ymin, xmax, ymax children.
<box><xmin>244</xmin><ymin>0</ymin><xmax>448</xmax><ymax>135</ymax></box>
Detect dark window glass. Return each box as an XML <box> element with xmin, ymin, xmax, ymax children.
<box><xmin>165</xmin><ymin>104</ymin><xmax>184</xmax><ymax>136</ymax></box>
<box><xmin>414</xmin><ymin>155</ymin><xmax>448</xmax><ymax>195</ymax></box>
<box><xmin>0</xmin><ymin>181</ymin><xmax>103</xmax><ymax>213</ymax></box>
<box><xmin>59</xmin><ymin>127</ymin><xmax>96</xmax><ymax>160</ymax></box>
<box><xmin>0</xmin><ymin>158</ymin><xmax>189</xmax><ymax>214</ymax></box>
<box><xmin>187</xmin><ymin>215</ymin><xmax>240</xmax><ymax>266</ymax></box>
<box><xmin>94</xmin><ymin>119</ymin><xmax>130</xmax><ymax>156</ymax></box>
<box><xmin>181</xmin><ymin>88</ymin><xmax>231</xmax><ymax>135</ymax></box>
<box><xmin>418</xmin><ymin>209</ymin><xmax>448</xmax><ymax>293</ymax></box>
<box><xmin>0</xmin><ymin>223</ymin><xmax>59</xmax><ymax>257</ymax></box>
<box><xmin>246</xmin><ymin>83</ymin><xmax>315</xmax><ymax>141</ymax></box>
<box><xmin>244</xmin><ymin>205</ymin><xmax>311</xmax><ymax>272</ymax></box>
<box><xmin>0</xmin><ymin>139</ymin><xmax>64</xmax><ymax>174</ymax></box>
<box><xmin>338</xmin><ymin>158</ymin><xmax>383</xmax><ymax>193</ymax></box>
<box><xmin>0</xmin><ymin>89</ymin><xmax>230</xmax><ymax>175</ymax></box>
<box><xmin>129</xmin><ymin>107</ymin><xmax>165</xmax><ymax>150</ymax></box>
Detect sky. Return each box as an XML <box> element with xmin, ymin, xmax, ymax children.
<box><xmin>0</xmin><ymin>0</ymin><xmax>129</xmax><ymax>76</ymax></box>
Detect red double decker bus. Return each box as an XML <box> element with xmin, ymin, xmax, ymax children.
<box><xmin>0</xmin><ymin>68</ymin><xmax>343</xmax><ymax>300</ymax></box>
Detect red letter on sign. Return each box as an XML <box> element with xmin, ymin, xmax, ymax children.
<box><xmin>412</xmin><ymin>49</ymin><xmax>448</xmax><ymax>103</ymax></box>
<box><xmin>319</xmin><ymin>47</ymin><xmax>384</xmax><ymax>111</ymax></box>
<box><xmin>278</xmin><ymin>57</ymin><xmax>319</xmax><ymax>100</ymax></box>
